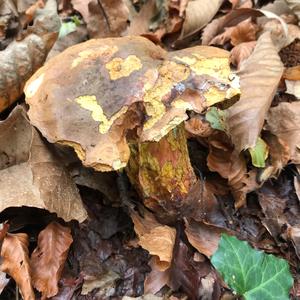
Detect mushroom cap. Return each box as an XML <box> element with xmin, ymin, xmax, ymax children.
<box><xmin>25</xmin><ymin>36</ymin><xmax>238</xmax><ymax>171</ymax></box>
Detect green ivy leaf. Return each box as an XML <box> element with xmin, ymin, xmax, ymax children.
<box><xmin>205</xmin><ymin>107</ymin><xmax>227</xmax><ymax>131</ymax></box>
<box><xmin>249</xmin><ymin>137</ymin><xmax>269</xmax><ymax>168</ymax></box>
<box><xmin>211</xmin><ymin>234</ymin><xmax>293</xmax><ymax>300</ymax></box>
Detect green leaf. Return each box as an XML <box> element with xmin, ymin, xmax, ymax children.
<box><xmin>58</xmin><ymin>21</ymin><xmax>77</xmax><ymax>39</ymax></box>
<box><xmin>211</xmin><ymin>234</ymin><xmax>293</xmax><ymax>300</ymax></box>
<box><xmin>249</xmin><ymin>137</ymin><xmax>269</xmax><ymax>168</ymax></box>
<box><xmin>205</xmin><ymin>107</ymin><xmax>227</xmax><ymax>131</ymax></box>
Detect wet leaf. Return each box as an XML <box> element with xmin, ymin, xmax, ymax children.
<box><xmin>0</xmin><ymin>106</ymin><xmax>87</xmax><ymax>222</ymax></box>
<box><xmin>0</xmin><ymin>233</ymin><xmax>34</xmax><ymax>300</ymax></box>
<box><xmin>31</xmin><ymin>222</ymin><xmax>73</xmax><ymax>299</ymax></box>
<box><xmin>266</xmin><ymin>102</ymin><xmax>300</xmax><ymax>164</ymax></box>
<box><xmin>0</xmin><ymin>0</ymin><xmax>59</xmax><ymax>113</ymax></box>
<box><xmin>180</xmin><ymin>0</ymin><xmax>223</xmax><ymax>40</ymax></box>
<box><xmin>211</xmin><ymin>234</ymin><xmax>294</xmax><ymax>300</ymax></box>
<box><xmin>249</xmin><ymin>137</ymin><xmax>269</xmax><ymax>168</ymax></box>
<box><xmin>226</xmin><ymin>31</ymin><xmax>284</xmax><ymax>151</ymax></box>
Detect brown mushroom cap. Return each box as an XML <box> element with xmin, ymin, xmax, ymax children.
<box><xmin>24</xmin><ymin>36</ymin><xmax>239</xmax><ymax>171</ymax></box>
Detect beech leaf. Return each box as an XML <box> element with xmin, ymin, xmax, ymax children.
<box><xmin>31</xmin><ymin>222</ymin><xmax>73</xmax><ymax>299</ymax></box>
<box><xmin>226</xmin><ymin>31</ymin><xmax>284</xmax><ymax>151</ymax></box>
<box><xmin>0</xmin><ymin>106</ymin><xmax>87</xmax><ymax>222</ymax></box>
<box><xmin>0</xmin><ymin>233</ymin><xmax>34</xmax><ymax>300</ymax></box>
<box><xmin>211</xmin><ymin>234</ymin><xmax>293</xmax><ymax>300</ymax></box>
<box><xmin>249</xmin><ymin>137</ymin><xmax>269</xmax><ymax>168</ymax></box>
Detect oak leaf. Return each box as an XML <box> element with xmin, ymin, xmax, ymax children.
<box><xmin>0</xmin><ymin>233</ymin><xmax>34</xmax><ymax>300</ymax></box>
<box><xmin>226</xmin><ymin>31</ymin><xmax>284</xmax><ymax>151</ymax></box>
<box><xmin>31</xmin><ymin>222</ymin><xmax>73</xmax><ymax>299</ymax></box>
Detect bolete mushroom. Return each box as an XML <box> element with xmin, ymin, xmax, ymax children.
<box><xmin>24</xmin><ymin>36</ymin><xmax>239</xmax><ymax>221</ymax></box>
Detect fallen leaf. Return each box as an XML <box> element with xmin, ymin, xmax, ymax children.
<box><xmin>285</xmin><ymin>0</ymin><xmax>300</xmax><ymax>24</ymax></box>
<box><xmin>283</xmin><ymin>65</ymin><xmax>300</xmax><ymax>80</ymax></box>
<box><xmin>248</xmin><ymin>137</ymin><xmax>269</xmax><ymax>168</ymax></box>
<box><xmin>184</xmin><ymin>219</ymin><xmax>227</xmax><ymax>257</ymax></box>
<box><xmin>285</xmin><ymin>79</ymin><xmax>300</xmax><ymax>98</ymax></box>
<box><xmin>71</xmin><ymin>0</ymin><xmax>129</xmax><ymax>38</ymax></box>
<box><xmin>179</xmin><ymin>0</ymin><xmax>224</xmax><ymax>40</ymax></box>
<box><xmin>0</xmin><ymin>271</ymin><xmax>9</xmax><ymax>294</ymax></box>
<box><xmin>131</xmin><ymin>210</ymin><xmax>176</xmax><ymax>270</ymax></box>
<box><xmin>287</xmin><ymin>225</ymin><xmax>300</xmax><ymax>259</ymax></box>
<box><xmin>0</xmin><ymin>106</ymin><xmax>87</xmax><ymax>222</ymax></box>
<box><xmin>0</xmin><ymin>233</ymin><xmax>34</xmax><ymax>300</ymax></box>
<box><xmin>230</xmin><ymin>17</ymin><xmax>258</xmax><ymax>46</ymax></box>
<box><xmin>31</xmin><ymin>222</ymin><xmax>73</xmax><ymax>299</ymax></box>
<box><xmin>226</xmin><ymin>31</ymin><xmax>284</xmax><ymax>151</ymax></box>
<box><xmin>0</xmin><ymin>0</ymin><xmax>59</xmax><ymax>113</ymax></box>
<box><xmin>266</xmin><ymin>102</ymin><xmax>300</xmax><ymax>164</ymax></box>
<box><xmin>230</xmin><ymin>41</ymin><xmax>256</xmax><ymax>69</ymax></box>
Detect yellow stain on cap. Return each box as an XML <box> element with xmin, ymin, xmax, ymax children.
<box><xmin>105</xmin><ymin>55</ymin><xmax>142</xmax><ymax>80</ymax></box>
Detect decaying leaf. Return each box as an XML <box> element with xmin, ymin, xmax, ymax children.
<box><xmin>0</xmin><ymin>233</ymin><xmax>34</xmax><ymax>300</ymax></box>
<box><xmin>31</xmin><ymin>222</ymin><xmax>73</xmax><ymax>299</ymax></box>
<box><xmin>0</xmin><ymin>0</ymin><xmax>60</xmax><ymax>113</ymax></box>
<box><xmin>249</xmin><ymin>137</ymin><xmax>269</xmax><ymax>168</ymax></box>
<box><xmin>230</xmin><ymin>18</ymin><xmax>258</xmax><ymax>46</ymax></box>
<box><xmin>0</xmin><ymin>106</ymin><xmax>87</xmax><ymax>222</ymax></box>
<box><xmin>266</xmin><ymin>101</ymin><xmax>300</xmax><ymax>164</ymax></box>
<box><xmin>71</xmin><ymin>0</ymin><xmax>129</xmax><ymax>38</ymax></box>
<box><xmin>179</xmin><ymin>0</ymin><xmax>223</xmax><ymax>40</ymax></box>
<box><xmin>25</xmin><ymin>36</ymin><xmax>239</xmax><ymax>172</ymax></box>
<box><xmin>226</xmin><ymin>31</ymin><xmax>284</xmax><ymax>151</ymax></box>
<box><xmin>230</xmin><ymin>41</ymin><xmax>256</xmax><ymax>69</ymax></box>
<box><xmin>131</xmin><ymin>210</ymin><xmax>175</xmax><ymax>270</ymax></box>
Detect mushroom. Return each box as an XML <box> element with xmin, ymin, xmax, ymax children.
<box><xmin>24</xmin><ymin>36</ymin><xmax>239</xmax><ymax>221</ymax></box>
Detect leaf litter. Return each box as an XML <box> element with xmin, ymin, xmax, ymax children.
<box><xmin>0</xmin><ymin>0</ymin><xmax>300</xmax><ymax>299</ymax></box>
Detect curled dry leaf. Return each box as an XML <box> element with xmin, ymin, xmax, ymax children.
<box><xmin>71</xmin><ymin>0</ymin><xmax>129</xmax><ymax>38</ymax></box>
<box><xmin>207</xmin><ymin>132</ymin><xmax>252</xmax><ymax>207</ymax></box>
<box><xmin>25</xmin><ymin>36</ymin><xmax>239</xmax><ymax>172</ymax></box>
<box><xmin>179</xmin><ymin>0</ymin><xmax>224</xmax><ymax>40</ymax></box>
<box><xmin>0</xmin><ymin>0</ymin><xmax>60</xmax><ymax>113</ymax></box>
<box><xmin>31</xmin><ymin>222</ymin><xmax>73</xmax><ymax>299</ymax></box>
<box><xmin>226</xmin><ymin>31</ymin><xmax>284</xmax><ymax>151</ymax></box>
<box><xmin>283</xmin><ymin>65</ymin><xmax>300</xmax><ymax>80</ymax></box>
<box><xmin>266</xmin><ymin>102</ymin><xmax>300</xmax><ymax>164</ymax></box>
<box><xmin>0</xmin><ymin>233</ymin><xmax>34</xmax><ymax>300</ymax></box>
<box><xmin>285</xmin><ymin>0</ymin><xmax>300</xmax><ymax>24</ymax></box>
<box><xmin>0</xmin><ymin>106</ymin><xmax>87</xmax><ymax>222</ymax></box>
<box><xmin>230</xmin><ymin>41</ymin><xmax>256</xmax><ymax>69</ymax></box>
<box><xmin>230</xmin><ymin>18</ymin><xmax>258</xmax><ymax>46</ymax></box>
<box><xmin>131</xmin><ymin>210</ymin><xmax>176</xmax><ymax>270</ymax></box>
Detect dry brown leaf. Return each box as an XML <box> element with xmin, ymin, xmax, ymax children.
<box><xmin>131</xmin><ymin>210</ymin><xmax>175</xmax><ymax>270</ymax></box>
<box><xmin>71</xmin><ymin>0</ymin><xmax>129</xmax><ymax>38</ymax></box>
<box><xmin>0</xmin><ymin>233</ymin><xmax>34</xmax><ymax>300</ymax></box>
<box><xmin>226</xmin><ymin>31</ymin><xmax>284</xmax><ymax>151</ymax></box>
<box><xmin>283</xmin><ymin>65</ymin><xmax>300</xmax><ymax>80</ymax></box>
<box><xmin>144</xmin><ymin>257</ymin><xmax>170</xmax><ymax>294</ymax></box>
<box><xmin>266</xmin><ymin>101</ymin><xmax>300</xmax><ymax>164</ymax></box>
<box><xmin>230</xmin><ymin>41</ymin><xmax>256</xmax><ymax>68</ymax></box>
<box><xmin>0</xmin><ymin>106</ymin><xmax>87</xmax><ymax>222</ymax></box>
<box><xmin>0</xmin><ymin>271</ymin><xmax>9</xmax><ymax>294</ymax></box>
<box><xmin>230</xmin><ymin>17</ymin><xmax>258</xmax><ymax>46</ymax></box>
<box><xmin>209</xmin><ymin>26</ymin><xmax>235</xmax><ymax>45</ymax></box>
<box><xmin>25</xmin><ymin>36</ymin><xmax>238</xmax><ymax>172</ymax></box>
<box><xmin>31</xmin><ymin>222</ymin><xmax>73</xmax><ymax>299</ymax></box>
<box><xmin>202</xmin><ymin>8</ymin><xmax>263</xmax><ymax>45</ymax></box>
<box><xmin>285</xmin><ymin>0</ymin><xmax>300</xmax><ymax>24</ymax></box>
<box><xmin>0</xmin><ymin>0</ymin><xmax>59</xmax><ymax>113</ymax></box>
<box><xmin>180</xmin><ymin>0</ymin><xmax>224</xmax><ymax>40</ymax></box>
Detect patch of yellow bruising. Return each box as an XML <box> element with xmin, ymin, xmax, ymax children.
<box><xmin>71</xmin><ymin>45</ymin><xmax>118</xmax><ymax>68</ymax></box>
<box><xmin>24</xmin><ymin>73</ymin><xmax>44</xmax><ymax>98</ymax></box>
<box><xmin>143</xmin><ymin>61</ymin><xmax>190</xmax><ymax>130</ymax></box>
<box><xmin>105</xmin><ymin>55</ymin><xmax>142</xmax><ymax>80</ymax></box>
<box><xmin>57</xmin><ymin>140</ymin><xmax>86</xmax><ymax>160</ymax></box>
<box><xmin>174</xmin><ymin>54</ymin><xmax>230</xmax><ymax>79</ymax></box>
<box><xmin>75</xmin><ymin>95</ymin><xmax>128</xmax><ymax>134</ymax></box>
